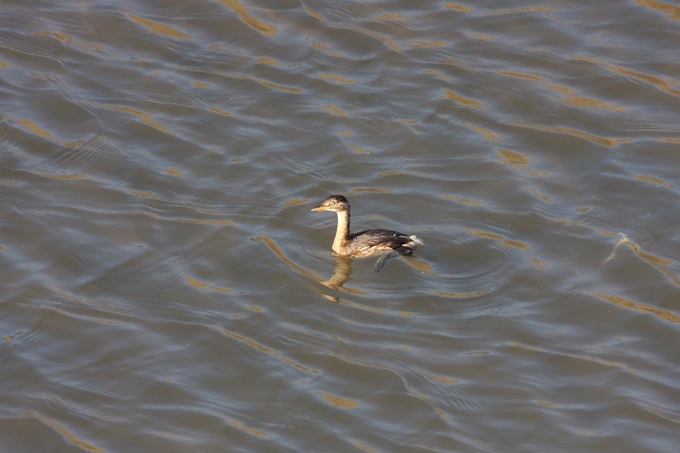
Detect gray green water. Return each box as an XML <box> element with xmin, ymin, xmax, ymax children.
<box><xmin>1</xmin><ymin>1</ymin><xmax>679</xmax><ymax>452</ymax></box>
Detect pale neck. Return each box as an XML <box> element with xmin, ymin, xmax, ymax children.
<box><xmin>332</xmin><ymin>209</ymin><xmax>351</xmax><ymax>253</ymax></box>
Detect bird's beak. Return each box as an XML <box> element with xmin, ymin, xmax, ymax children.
<box><xmin>311</xmin><ymin>205</ymin><xmax>327</xmax><ymax>212</ymax></box>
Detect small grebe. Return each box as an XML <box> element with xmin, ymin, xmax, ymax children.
<box><xmin>311</xmin><ymin>195</ymin><xmax>423</xmax><ymax>258</ymax></box>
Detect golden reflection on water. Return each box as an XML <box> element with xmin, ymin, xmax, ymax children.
<box><xmin>82</xmin><ymin>101</ymin><xmax>173</xmax><ymax>135</ymax></box>
<box><xmin>183</xmin><ymin>274</ymin><xmax>232</xmax><ymax>293</ymax></box>
<box><xmin>350</xmin><ymin>439</ymin><xmax>379</xmax><ymax>453</ymax></box>
<box><xmin>547</xmin><ymin>85</ymin><xmax>627</xmax><ymax>111</ymax></box>
<box><xmin>497</xmin><ymin>148</ymin><xmax>529</xmax><ymax>168</ymax></box>
<box><xmin>228</xmin><ymin>419</ymin><xmax>268</xmax><ymax>438</ymax></box>
<box><xmin>469</xmin><ymin>32</ymin><xmax>492</xmax><ymax>41</ymax></box>
<box><xmin>636</xmin><ymin>0</ymin><xmax>680</xmax><ymax>21</ymax></box>
<box><xmin>442</xmin><ymin>89</ymin><xmax>484</xmax><ymax>108</ymax></box>
<box><xmin>34</xmin><ymin>171</ymin><xmax>88</xmax><ymax>179</ymax></box>
<box><xmin>591</xmin><ymin>292</ymin><xmax>680</xmax><ymax>323</ymax></box>
<box><xmin>0</xmin><ymin>114</ymin><xmax>54</xmax><ymax>139</ymax></box>
<box><xmin>422</xmin><ymin>68</ymin><xmax>450</xmax><ymax>81</ymax></box>
<box><xmin>322</xmin><ymin>295</ymin><xmax>388</xmax><ymax>312</ymax></box>
<box><xmin>28</xmin><ymin>411</ymin><xmax>104</xmax><ymax>453</ymax></box>
<box><xmin>402</xmin><ymin>255</ymin><xmax>435</xmax><ymax>276</ymax></box>
<box><xmin>530</xmin><ymin>188</ymin><xmax>552</xmax><ymax>203</ymax></box>
<box><xmin>483</xmin><ymin>6</ymin><xmax>557</xmax><ymax>15</ymax></box>
<box><xmin>636</xmin><ymin>174</ymin><xmax>674</xmax><ymax>188</ymax></box>
<box><xmin>440</xmin><ymin>194</ymin><xmax>484</xmax><ymax>206</ymax></box>
<box><xmin>217</xmin><ymin>0</ymin><xmax>278</xmax><ymax>35</ymax></box>
<box><xmin>309</xmin><ymin>39</ymin><xmax>345</xmax><ymax>57</ymax></box>
<box><xmin>210</xmin><ymin>325</ymin><xmax>318</xmax><ymax>374</ymax></box>
<box><xmin>496</xmin><ymin>70</ymin><xmax>543</xmax><ymax>81</ymax></box>
<box><xmin>343</xmin><ymin>140</ymin><xmax>370</xmax><ymax>154</ymax></box>
<box><xmin>463</xmin><ymin>229</ymin><xmax>529</xmax><ymax>250</ymax></box>
<box><xmin>55</xmin><ymin>308</ymin><xmax>128</xmax><ymax>327</ymax></box>
<box><xmin>317</xmin><ymin>391</ymin><xmax>359</xmax><ymax>408</ymax></box>
<box><xmin>428</xmin><ymin>373</ymin><xmax>460</xmax><ymax>385</ymax></box>
<box><xmin>346</xmin><ymin>25</ymin><xmax>400</xmax><ymax>51</ymax></box>
<box><xmin>323</xmin><ymin>104</ymin><xmax>347</xmax><ymax>116</ymax></box>
<box><xmin>303</xmin><ymin>6</ymin><xmax>324</xmax><ymax>21</ymax></box>
<box><xmin>129</xmin><ymin>190</ymin><xmax>154</xmax><ymax>199</ymax></box>
<box><xmin>34</xmin><ymin>31</ymin><xmax>111</xmax><ymax>56</ymax></box>
<box><xmin>445</xmin><ymin>3</ymin><xmax>472</xmax><ymax>12</ymax></box>
<box><xmin>124</xmin><ymin>12</ymin><xmax>193</xmax><ymax>39</ymax></box>
<box><xmin>463</xmin><ymin>123</ymin><xmax>499</xmax><ymax>142</ymax></box>
<box><xmin>433</xmin><ymin>289</ymin><xmax>491</xmax><ymax>299</ymax></box>
<box><xmin>349</xmin><ymin>187</ymin><xmax>392</xmax><ymax>194</ymax></box>
<box><xmin>253</xmin><ymin>56</ymin><xmax>278</xmax><ymax>66</ymax></box>
<box><xmin>408</xmin><ymin>40</ymin><xmax>448</xmax><ymax>48</ymax></box>
<box><xmin>505</xmin><ymin>342</ymin><xmax>641</xmax><ymax>375</ymax></box>
<box><xmin>208</xmin><ymin>106</ymin><xmax>233</xmax><ymax>116</ymax></box>
<box><xmin>504</xmin><ymin>240</ymin><xmax>530</xmax><ymax>250</ymax></box>
<box><xmin>2</xmin><ymin>331</ymin><xmax>21</xmax><ymax>341</ymax></box>
<box><xmin>551</xmin><ymin>217</ymin><xmax>617</xmax><ymax>236</ymax></box>
<box><xmin>45</xmin><ymin>286</ymin><xmax>126</xmax><ymax>325</ymax></box>
<box><xmin>317</xmin><ymin>73</ymin><xmax>356</xmax><ymax>85</ymax></box>
<box><xmin>3</xmin><ymin>112</ymin><xmax>100</xmax><ymax>164</ymax></box>
<box><xmin>506</xmin><ymin>121</ymin><xmax>631</xmax><ymax>147</ymax></box>
<box><xmin>253</xmin><ymin>236</ymin><xmax>323</xmax><ymax>281</ymax></box>
<box><xmin>31</xmin><ymin>70</ymin><xmax>58</xmax><ymax>80</ymax></box>
<box><xmin>572</xmin><ymin>55</ymin><xmax>680</xmax><ymax>98</ymax></box>
<box><xmin>227</xmin><ymin>72</ymin><xmax>302</xmax><ymax>93</ymax></box>
<box><xmin>282</xmin><ymin>198</ymin><xmax>308</xmax><ymax>208</ymax></box>
<box><xmin>48</xmin><ymin>285</ymin><xmax>112</xmax><ymax>312</ymax></box>
<box><xmin>131</xmin><ymin>211</ymin><xmax>237</xmax><ymax>226</ymax></box>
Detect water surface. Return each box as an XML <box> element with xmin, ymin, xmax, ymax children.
<box><xmin>1</xmin><ymin>1</ymin><xmax>679</xmax><ymax>452</ymax></box>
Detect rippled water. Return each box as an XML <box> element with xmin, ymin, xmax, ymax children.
<box><xmin>2</xmin><ymin>0</ymin><xmax>679</xmax><ymax>451</ymax></box>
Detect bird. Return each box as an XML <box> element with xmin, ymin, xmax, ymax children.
<box><xmin>311</xmin><ymin>195</ymin><xmax>423</xmax><ymax>260</ymax></box>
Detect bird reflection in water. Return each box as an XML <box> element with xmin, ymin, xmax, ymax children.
<box><xmin>321</xmin><ymin>255</ymin><xmax>354</xmax><ymax>291</ymax></box>
<box><xmin>319</xmin><ymin>255</ymin><xmax>363</xmax><ymax>303</ymax></box>
<box><xmin>319</xmin><ymin>250</ymin><xmax>425</xmax><ymax>304</ymax></box>
<box><xmin>321</xmin><ymin>251</ymin><xmax>400</xmax><ymax>291</ymax></box>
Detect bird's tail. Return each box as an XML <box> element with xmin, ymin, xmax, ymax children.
<box><xmin>408</xmin><ymin>235</ymin><xmax>424</xmax><ymax>248</ymax></box>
